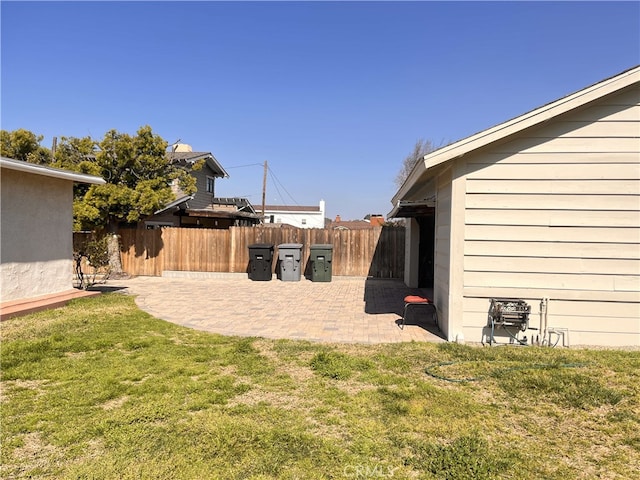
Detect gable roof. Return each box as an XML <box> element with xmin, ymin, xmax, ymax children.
<box><xmin>263</xmin><ymin>205</ymin><xmax>321</xmax><ymax>213</ymax></box>
<box><xmin>0</xmin><ymin>156</ymin><xmax>105</xmax><ymax>185</ymax></box>
<box><xmin>212</xmin><ymin>197</ymin><xmax>257</xmax><ymax>214</ymax></box>
<box><xmin>167</xmin><ymin>151</ymin><xmax>229</xmax><ymax>178</ymax></box>
<box><xmin>391</xmin><ymin>65</ymin><xmax>640</xmax><ymax>208</ymax></box>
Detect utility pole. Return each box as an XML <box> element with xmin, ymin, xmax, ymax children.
<box><xmin>261</xmin><ymin>160</ymin><xmax>267</xmax><ymax>223</ymax></box>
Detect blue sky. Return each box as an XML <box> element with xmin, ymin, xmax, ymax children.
<box><xmin>2</xmin><ymin>1</ymin><xmax>639</xmax><ymax>220</ymax></box>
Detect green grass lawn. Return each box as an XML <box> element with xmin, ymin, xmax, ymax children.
<box><xmin>1</xmin><ymin>294</ymin><xmax>639</xmax><ymax>479</ymax></box>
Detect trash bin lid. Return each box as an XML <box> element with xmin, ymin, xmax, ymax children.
<box><xmin>278</xmin><ymin>243</ymin><xmax>303</xmax><ymax>249</ymax></box>
<box><xmin>311</xmin><ymin>244</ymin><xmax>333</xmax><ymax>249</ymax></box>
<box><xmin>249</xmin><ymin>243</ymin><xmax>274</xmax><ymax>249</ymax></box>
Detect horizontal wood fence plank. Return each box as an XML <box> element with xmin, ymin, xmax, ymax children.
<box><xmin>113</xmin><ymin>226</ymin><xmax>404</xmax><ymax>279</ymax></box>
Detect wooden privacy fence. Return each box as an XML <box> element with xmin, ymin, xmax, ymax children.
<box><xmin>113</xmin><ymin>226</ymin><xmax>405</xmax><ymax>278</ymax></box>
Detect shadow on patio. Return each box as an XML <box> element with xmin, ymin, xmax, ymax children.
<box><xmin>363</xmin><ymin>278</ymin><xmax>445</xmax><ymax>340</ymax></box>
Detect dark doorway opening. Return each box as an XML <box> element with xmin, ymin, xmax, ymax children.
<box><xmin>418</xmin><ymin>215</ymin><xmax>435</xmax><ymax>288</ymax></box>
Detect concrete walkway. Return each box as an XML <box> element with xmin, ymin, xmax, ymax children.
<box><xmin>113</xmin><ymin>274</ymin><xmax>445</xmax><ymax>344</ymax></box>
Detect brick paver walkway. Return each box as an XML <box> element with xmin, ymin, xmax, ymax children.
<box><xmin>114</xmin><ymin>274</ymin><xmax>445</xmax><ymax>344</ymax></box>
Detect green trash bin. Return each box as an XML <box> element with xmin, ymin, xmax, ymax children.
<box><xmin>310</xmin><ymin>244</ymin><xmax>333</xmax><ymax>282</ymax></box>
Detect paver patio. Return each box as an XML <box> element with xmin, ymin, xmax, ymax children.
<box><xmin>114</xmin><ymin>274</ymin><xmax>445</xmax><ymax>344</ymax></box>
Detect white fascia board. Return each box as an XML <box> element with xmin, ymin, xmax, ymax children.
<box><xmin>154</xmin><ymin>194</ymin><xmax>194</xmax><ymax>214</ymax></box>
<box><xmin>205</xmin><ymin>155</ymin><xmax>229</xmax><ymax>178</ymax></box>
<box><xmin>392</xmin><ymin>66</ymin><xmax>640</xmax><ymax>204</ymax></box>
<box><xmin>0</xmin><ymin>156</ymin><xmax>106</xmax><ymax>184</ymax></box>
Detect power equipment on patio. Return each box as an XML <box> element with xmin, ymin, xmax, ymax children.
<box><xmin>488</xmin><ymin>298</ymin><xmax>531</xmax><ymax>345</ymax></box>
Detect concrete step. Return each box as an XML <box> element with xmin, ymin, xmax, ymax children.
<box><xmin>1</xmin><ymin>289</ymin><xmax>101</xmax><ymax>321</ymax></box>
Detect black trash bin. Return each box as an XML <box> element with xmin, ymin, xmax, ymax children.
<box><xmin>310</xmin><ymin>244</ymin><xmax>333</xmax><ymax>282</ymax></box>
<box><xmin>248</xmin><ymin>243</ymin><xmax>274</xmax><ymax>281</ymax></box>
<box><xmin>278</xmin><ymin>243</ymin><xmax>303</xmax><ymax>282</ymax></box>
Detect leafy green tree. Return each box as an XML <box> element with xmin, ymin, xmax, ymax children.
<box><xmin>4</xmin><ymin>126</ymin><xmax>195</xmax><ymax>274</ymax></box>
<box><xmin>52</xmin><ymin>135</ymin><xmax>100</xmax><ymax>175</ymax></box>
<box><xmin>54</xmin><ymin>126</ymin><xmax>196</xmax><ymax>232</ymax></box>
<box><xmin>0</xmin><ymin>128</ymin><xmax>52</xmax><ymax>163</ymax></box>
<box><xmin>56</xmin><ymin>126</ymin><xmax>197</xmax><ymax>274</ymax></box>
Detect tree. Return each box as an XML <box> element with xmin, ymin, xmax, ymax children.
<box><xmin>394</xmin><ymin>138</ymin><xmax>444</xmax><ymax>189</ymax></box>
<box><xmin>0</xmin><ymin>128</ymin><xmax>52</xmax><ymax>164</ymax></box>
<box><xmin>56</xmin><ymin>126</ymin><xmax>197</xmax><ymax>274</ymax></box>
<box><xmin>3</xmin><ymin>126</ymin><xmax>196</xmax><ymax>274</ymax></box>
<box><xmin>55</xmin><ymin>126</ymin><xmax>196</xmax><ymax>232</ymax></box>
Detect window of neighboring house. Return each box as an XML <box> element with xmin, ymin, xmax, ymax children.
<box><xmin>146</xmin><ymin>222</ymin><xmax>173</xmax><ymax>230</ymax></box>
<box><xmin>301</xmin><ymin>219</ymin><xmax>307</xmax><ymax>225</ymax></box>
<box><xmin>206</xmin><ymin>176</ymin><xmax>215</xmax><ymax>194</ymax></box>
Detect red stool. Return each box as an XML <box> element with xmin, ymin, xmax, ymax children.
<box><xmin>401</xmin><ymin>295</ymin><xmax>438</xmax><ymax>330</ymax></box>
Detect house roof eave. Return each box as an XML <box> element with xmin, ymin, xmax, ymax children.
<box><xmin>154</xmin><ymin>194</ymin><xmax>194</xmax><ymax>215</ymax></box>
<box><xmin>168</xmin><ymin>151</ymin><xmax>229</xmax><ymax>178</ymax></box>
<box><xmin>392</xmin><ymin>65</ymin><xmax>640</xmax><ymax>204</ymax></box>
<box><xmin>388</xmin><ymin>198</ymin><xmax>436</xmax><ymax>219</ymax></box>
<box><xmin>179</xmin><ymin>208</ymin><xmax>261</xmax><ymax>220</ymax></box>
<box><xmin>0</xmin><ymin>156</ymin><xmax>106</xmax><ymax>185</ymax></box>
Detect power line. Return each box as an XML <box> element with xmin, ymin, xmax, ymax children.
<box><xmin>225</xmin><ymin>162</ymin><xmax>264</xmax><ymax>169</ymax></box>
<box><xmin>267</xmin><ymin>165</ymin><xmax>299</xmax><ymax>206</ymax></box>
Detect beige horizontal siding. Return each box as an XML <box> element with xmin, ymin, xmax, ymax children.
<box><xmin>567</xmin><ymin>102</ymin><xmax>639</xmax><ymax>122</ymax></box>
<box><xmin>465</xmin><ymin>256</ymin><xmax>640</xmax><ymax>276</ymax></box>
<box><xmin>434</xmin><ymin>170</ymin><xmax>452</xmax><ymax>334</ymax></box>
<box><xmin>463</xmin><ymin>295</ymin><xmax>639</xmax><ymax>318</ymax></box>
<box><xmin>467</xmin><ymin>152</ymin><xmax>640</xmax><ymax>165</ymax></box>
<box><xmin>465</xmin><ymin>241</ymin><xmax>640</xmax><ymax>259</ymax></box>
<box><xmin>463</xmin><ymin>286</ymin><xmax>638</xmax><ymax>303</ymax></box>
<box><xmin>466</xmin><ymin>193</ymin><xmax>639</xmax><ymax>210</ymax></box>
<box><xmin>464</xmin><ymin>271</ymin><xmax>638</xmax><ymax>292</ymax></box>
<box><xmin>467</xmin><ymin>162</ymin><xmax>640</xmax><ymax>180</ymax></box>
<box><xmin>494</xmin><ymin>136</ymin><xmax>639</xmax><ymax>154</ymax></box>
<box><xmin>466</xmin><ymin>209</ymin><xmax>640</xmax><ymax>227</ymax></box>
<box><xmin>461</xmin><ymin>296</ymin><xmax>639</xmax><ymax>347</ymax></box>
<box><xmin>459</xmin><ymin>86</ymin><xmax>639</xmax><ymax>346</ymax></box>
<box><xmin>537</xmin><ymin>120</ymin><xmax>640</xmax><ymax>138</ymax></box>
<box><xmin>459</xmin><ymin>326</ymin><xmax>640</xmax><ymax>347</ymax></box>
<box><xmin>467</xmin><ymin>179</ymin><xmax>639</xmax><ymax>195</ymax></box>
<box><xmin>466</xmin><ymin>225</ymin><xmax>639</xmax><ymax>243</ymax></box>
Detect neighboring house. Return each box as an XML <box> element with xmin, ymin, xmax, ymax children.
<box><xmin>144</xmin><ymin>144</ymin><xmax>260</xmax><ymax>229</ymax></box>
<box><xmin>262</xmin><ymin>200</ymin><xmax>326</xmax><ymax>228</ymax></box>
<box><xmin>389</xmin><ymin>66</ymin><xmax>640</xmax><ymax>347</ymax></box>
<box><xmin>330</xmin><ymin>214</ymin><xmax>386</xmax><ymax>230</ymax></box>
<box><xmin>0</xmin><ymin>157</ymin><xmax>105</xmax><ymax>303</ymax></box>
<box><xmin>179</xmin><ymin>197</ymin><xmax>261</xmax><ymax>229</ymax></box>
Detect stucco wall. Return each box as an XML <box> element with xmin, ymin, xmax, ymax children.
<box><xmin>1</xmin><ymin>169</ymin><xmax>74</xmax><ymax>301</ymax></box>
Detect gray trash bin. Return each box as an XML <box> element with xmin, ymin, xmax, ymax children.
<box><xmin>248</xmin><ymin>243</ymin><xmax>274</xmax><ymax>281</ymax></box>
<box><xmin>310</xmin><ymin>244</ymin><xmax>333</xmax><ymax>282</ymax></box>
<box><xmin>278</xmin><ymin>243</ymin><xmax>303</xmax><ymax>281</ymax></box>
